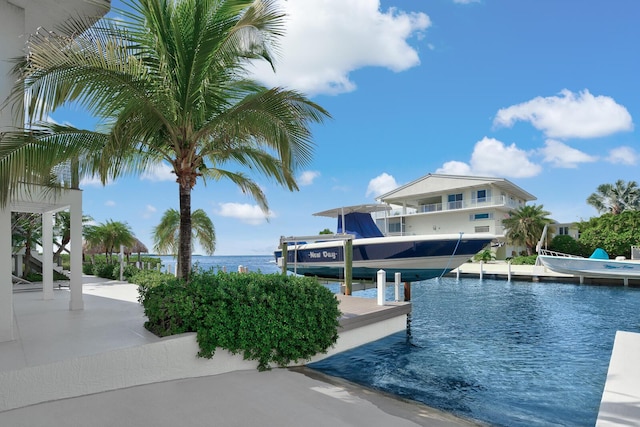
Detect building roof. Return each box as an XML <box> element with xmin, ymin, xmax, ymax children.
<box><xmin>377</xmin><ymin>174</ymin><xmax>536</xmax><ymax>205</ymax></box>
<box><xmin>313</xmin><ymin>204</ymin><xmax>390</xmax><ymax>218</ymax></box>
<box><xmin>11</xmin><ymin>0</ymin><xmax>110</xmax><ymax>35</ymax></box>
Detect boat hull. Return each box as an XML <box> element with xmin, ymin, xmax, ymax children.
<box><xmin>275</xmin><ymin>234</ymin><xmax>493</xmax><ymax>282</ymax></box>
<box><xmin>538</xmin><ymin>255</ymin><xmax>640</xmax><ymax>278</ymax></box>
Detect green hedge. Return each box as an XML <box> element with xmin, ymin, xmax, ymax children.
<box><xmin>82</xmin><ymin>262</ymin><xmax>145</xmax><ymax>280</ymax></box>
<box><xmin>135</xmin><ymin>270</ymin><xmax>341</xmax><ymax>371</ymax></box>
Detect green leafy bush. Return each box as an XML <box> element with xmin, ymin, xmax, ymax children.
<box><xmin>137</xmin><ymin>271</ymin><xmax>341</xmax><ymax>371</ymax></box>
<box><xmin>92</xmin><ymin>262</ymin><xmax>117</xmax><ymax>279</ymax></box>
<box><xmin>549</xmin><ymin>235</ymin><xmax>590</xmax><ymax>257</ymax></box>
<box><xmin>510</xmin><ymin>255</ymin><xmax>538</xmax><ymax>265</ymax></box>
<box><xmin>122</xmin><ymin>264</ymin><xmax>141</xmax><ymax>280</ymax></box>
<box><xmin>131</xmin><ymin>269</ymin><xmax>177</xmax><ymax>302</ymax></box>
<box><xmin>473</xmin><ymin>249</ymin><xmax>496</xmax><ymax>262</ymax></box>
<box><xmin>82</xmin><ymin>262</ymin><xmax>94</xmax><ymax>275</ymax></box>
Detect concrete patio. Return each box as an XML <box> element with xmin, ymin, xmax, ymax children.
<box><xmin>0</xmin><ymin>276</ymin><xmax>484</xmax><ymax>427</ymax></box>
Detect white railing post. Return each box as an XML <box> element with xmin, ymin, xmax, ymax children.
<box><xmin>119</xmin><ymin>244</ymin><xmax>124</xmax><ymax>281</ymax></box>
<box><xmin>377</xmin><ymin>269</ymin><xmax>386</xmax><ymax>306</ymax></box>
<box><xmin>394</xmin><ymin>272</ymin><xmax>401</xmax><ymax>302</ymax></box>
<box><xmin>479</xmin><ymin>261</ymin><xmax>484</xmax><ymax>280</ymax></box>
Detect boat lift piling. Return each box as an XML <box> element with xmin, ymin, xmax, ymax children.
<box><xmin>279</xmin><ymin>234</ymin><xmax>356</xmax><ymax>295</ymax></box>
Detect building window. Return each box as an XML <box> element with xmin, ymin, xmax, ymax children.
<box><xmin>388</xmin><ymin>219</ymin><xmax>403</xmax><ymax>234</ymax></box>
<box><xmin>447</xmin><ymin>193</ymin><xmax>463</xmax><ymax>210</ymax></box>
<box><xmin>475</xmin><ymin>226</ymin><xmax>490</xmax><ymax>233</ymax></box>
<box><xmin>470</xmin><ymin>213</ymin><xmax>493</xmax><ymax>221</ymax></box>
<box><xmin>477</xmin><ymin>189</ymin><xmax>486</xmax><ymax>202</ymax></box>
<box><xmin>558</xmin><ymin>226</ymin><xmax>569</xmax><ymax>235</ymax></box>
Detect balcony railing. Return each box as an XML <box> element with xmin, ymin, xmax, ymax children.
<box><xmin>379</xmin><ymin>196</ymin><xmax>520</xmax><ymax>218</ymax></box>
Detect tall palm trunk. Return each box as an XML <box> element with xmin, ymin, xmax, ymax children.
<box><xmin>178</xmin><ymin>183</ymin><xmax>192</xmax><ymax>280</ymax></box>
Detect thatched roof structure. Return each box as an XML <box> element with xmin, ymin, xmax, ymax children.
<box><xmin>124</xmin><ymin>238</ymin><xmax>148</xmax><ymax>255</ymax></box>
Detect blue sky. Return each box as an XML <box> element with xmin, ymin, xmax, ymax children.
<box><xmin>52</xmin><ymin>0</ymin><xmax>639</xmax><ymax>255</ymax></box>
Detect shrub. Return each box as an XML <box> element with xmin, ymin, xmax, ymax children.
<box><xmin>93</xmin><ymin>262</ymin><xmax>118</xmax><ymax>279</ymax></box>
<box><xmin>138</xmin><ymin>270</ymin><xmax>341</xmax><ymax>371</ymax></box>
<box><xmin>473</xmin><ymin>249</ymin><xmax>496</xmax><ymax>262</ymax></box>
<box><xmin>131</xmin><ymin>269</ymin><xmax>177</xmax><ymax>301</ymax></box>
<box><xmin>122</xmin><ymin>264</ymin><xmax>141</xmax><ymax>280</ymax></box>
<box><xmin>510</xmin><ymin>255</ymin><xmax>538</xmax><ymax>265</ymax></box>
<box><xmin>82</xmin><ymin>262</ymin><xmax>95</xmax><ymax>275</ymax></box>
<box><xmin>549</xmin><ymin>235</ymin><xmax>589</xmax><ymax>257</ymax></box>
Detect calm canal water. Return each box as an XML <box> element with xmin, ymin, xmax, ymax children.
<box><xmin>311</xmin><ymin>278</ymin><xmax>640</xmax><ymax>426</ymax></box>
<box><xmin>162</xmin><ymin>256</ymin><xmax>640</xmax><ymax>426</ymax></box>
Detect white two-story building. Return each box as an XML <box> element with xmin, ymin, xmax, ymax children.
<box><xmin>374</xmin><ymin>174</ymin><xmax>537</xmax><ymax>260</ymax></box>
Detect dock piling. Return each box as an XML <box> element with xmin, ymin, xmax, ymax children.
<box><xmin>404</xmin><ymin>282</ymin><xmax>411</xmax><ymax>301</ymax></box>
<box><xmin>377</xmin><ymin>270</ymin><xmax>386</xmax><ymax>306</ymax></box>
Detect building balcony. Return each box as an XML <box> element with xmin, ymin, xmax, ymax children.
<box><xmin>380</xmin><ymin>195</ymin><xmax>521</xmax><ymax>218</ymax></box>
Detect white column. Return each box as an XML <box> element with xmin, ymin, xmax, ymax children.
<box><xmin>42</xmin><ymin>211</ymin><xmax>54</xmax><ymax>299</ymax></box>
<box><xmin>69</xmin><ymin>191</ymin><xmax>84</xmax><ymax>310</ymax></box>
<box><xmin>15</xmin><ymin>254</ymin><xmax>23</xmax><ymax>277</ymax></box>
<box><xmin>376</xmin><ymin>269</ymin><xmax>386</xmax><ymax>306</ymax></box>
<box><xmin>0</xmin><ymin>206</ymin><xmax>13</xmax><ymax>342</ymax></box>
<box><xmin>119</xmin><ymin>244</ymin><xmax>124</xmax><ymax>281</ymax></box>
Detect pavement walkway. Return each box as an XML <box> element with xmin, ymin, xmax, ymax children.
<box><xmin>0</xmin><ymin>367</ymin><xmax>485</xmax><ymax>427</ymax></box>
<box><xmin>1</xmin><ymin>276</ymin><xmax>484</xmax><ymax>427</ymax></box>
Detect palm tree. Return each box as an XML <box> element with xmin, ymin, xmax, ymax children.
<box><xmin>84</xmin><ymin>220</ymin><xmax>135</xmax><ymax>263</ymax></box>
<box><xmin>153</xmin><ymin>208</ymin><xmax>215</xmax><ymax>256</ymax></box>
<box><xmin>586</xmin><ymin>180</ymin><xmax>640</xmax><ymax>215</ymax></box>
<box><xmin>53</xmin><ymin>211</ymin><xmax>93</xmax><ymax>264</ymax></box>
<box><xmin>1</xmin><ymin>0</ymin><xmax>329</xmax><ymax>280</ymax></box>
<box><xmin>502</xmin><ymin>204</ymin><xmax>553</xmax><ymax>255</ymax></box>
<box><xmin>11</xmin><ymin>213</ymin><xmax>42</xmax><ymax>278</ymax></box>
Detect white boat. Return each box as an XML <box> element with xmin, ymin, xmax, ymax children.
<box><xmin>275</xmin><ymin>204</ymin><xmax>495</xmax><ymax>282</ymax></box>
<box><xmin>537</xmin><ymin>249</ymin><xmax>640</xmax><ymax>278</ymax></box>
<box><xmin>535</xmin><ymin>224</ymin><xmax>640</xmax><ymax>278</ymax></box>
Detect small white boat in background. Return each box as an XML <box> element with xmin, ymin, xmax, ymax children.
<box><xmin>536</xmin><ymin>224</ymin><xmax>640</xmax><ymax>279</ymax></box>
<box><xmin>537</xmin><ymin>248</ymin><xmax>640</xmax><ymax>278</ymax></box>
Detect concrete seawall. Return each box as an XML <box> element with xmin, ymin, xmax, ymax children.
<box><xmin>451</xmin><ymin>261</ymin><xmax>640</xmax><ymax>286</ymax></box>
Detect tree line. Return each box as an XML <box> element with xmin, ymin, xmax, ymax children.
<box><xmin>503</xmin><ymin>179</ymin><xmax>640</xmax><ymax>258</ymax></box>
<box><xmin>11</xmin><ymin>208</ymin><xmax>216</xmax><ymax>280</ymax></box>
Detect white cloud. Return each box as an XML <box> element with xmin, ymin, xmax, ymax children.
<box><xmin>437</xmin><ymin>137</ymin><xmax>541</xmax><ymax>178</ymax></box>
<box><xmin>540</xmin><ymin>140</ymin><xmax>598</xmax><ymax>168</ymax></box>
<box><xmin>105</xmin><ymin>200</ymin><xmax>116</xmax><ymax>207</ymax></box>
<box><xmin>493</xmin><ymin>89</ymin><xmax>633</xmax><ymax>139</ymax></box>
<box><xmin>298</xmin><ymin>170</ymin><xmax>320</xmax><ymax>186</ymax></box>
<box><xmin>366</xmin><ymin>173</ymin><xmax>399</xmax><ymax>198</ymax></box>
<box><xmin>435</xmin><ymin>161</ymin><xmax>472</xmax><ymax>175</ymax></box>
<box><xmin>141</xmin><ymin>163</ymin><xmax>175</xmax><ymax>182</ymax></box>
<box><xmin>142</xmin><ymin>204</ymin><xmax>157</xmax><ymax>219</ymax></box>
<box><xmin>80</xmin><ymin>175</ymin><xmax>113</xmax><ymax>187</ymax></box>
<box><xmin>607</xmin><ymin>146</ymin><xmax>639</xmax><ymax>166</ymax></box>
<box><xmin>251</xmin><ymin>0</ymin><xmax>431</xmax><ymax>96</ymax></box>
<box><xmin>216</xmin><ymin>203</ymin><xmax>274</xmax><ymax>225</ymax></box>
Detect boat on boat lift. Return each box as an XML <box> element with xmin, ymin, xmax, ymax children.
<box><xmin>275</xmin><ymin>204</ymin><xmax>495</xmax><ymax>282</ymax></box>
